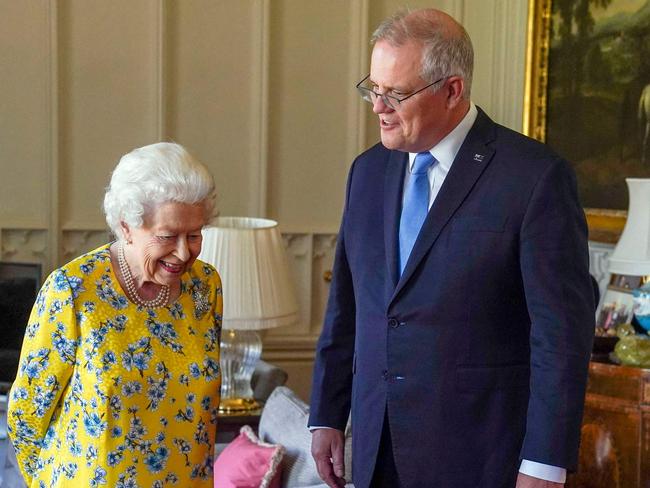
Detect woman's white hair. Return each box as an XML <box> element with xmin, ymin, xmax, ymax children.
<box><xmin>104</xmin><ymin>142</ymin><xmax>217</xmax><ymax>240</ymax></box>
<box><xmin>371</xmin><ymin>8</ymin><xmax>474</xmax><ymax>99</ymax></box>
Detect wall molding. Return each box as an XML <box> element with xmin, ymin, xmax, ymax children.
<box><xmin>155</xmin><ymin>0</ymin><xmax>166</xmax><ymax>140</ymax></box>
<box><xmin>505</xmin><ymin>0</ymin><xmax>528</xmax><ymax>130</ymax></box>
<box><xmin>61</xmin><ymin>230</ymin><xmax>111</xmax><ymax>262</ymax></box>
<box><xmin>490</xmin><ymin>1</ymin><xmax>506</xmax><ymax>124</ymax></box>
<box><xmin>6</xmin><ymin>225</ymin><xmax>608</xmax><ymax>331</ymax></box>
<box><xmin>1</xmin><ymin>227</ymin><xmax>335</xmax><ymax>334</ymax></box>
<box><xmin>481</xmin><ymin>0</ymin><xmax>528</xmax><ymax>129</ymax></box>
<box><xmin>0</xmin><ymin>223</ymin><xmax>614</xmax><ymax>401</ymax></box>
<box><xmin>347</xmin><ymin>0</ymin><xmax>370</xmax><ymax>160</ymax></box>
<box><xmin>1</xmin><ymin>229</ymin><xmax>48</xmax><ymax>267</ymax></box>
<box><xmin>47</xmin><ymin>0</ymin><xmax>60</xmax><ymax>273</ymax></box>
<box><xmin>250</xmin><ymin>0</ymin><xmax>270</xmax><ymax>217</ymax></box>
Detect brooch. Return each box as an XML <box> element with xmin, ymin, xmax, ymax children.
<box><xmin>191</xmin><ymin>281</ymin><xmax>211</xmax><ymax>320</ymax></box>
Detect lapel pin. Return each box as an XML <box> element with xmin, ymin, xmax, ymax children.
<box><xmin>473</xmin><ymin>153</ymin><xmax>484</xmax><ymax>162</ymax></box>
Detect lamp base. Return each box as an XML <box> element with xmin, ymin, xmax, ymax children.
<box><xmin>218</xmin><ymin>397</ymin><xmax>261</xmax><ymax>414</ymax></box>
<box><xmin>219</xmin><ymin>329</ymin><xmax>263</xmax><ymax>413</ymax></box>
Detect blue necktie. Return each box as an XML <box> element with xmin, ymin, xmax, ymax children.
<box><xmin>399</xmin><ymin>152</ymin><xmax>435</xmax><ymax>275</ymax></box>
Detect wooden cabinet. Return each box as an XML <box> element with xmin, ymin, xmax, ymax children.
<box><xmin>567</xmin><ymin>361</ymin><xmax>650</xmax><ymax>488</ymax></box>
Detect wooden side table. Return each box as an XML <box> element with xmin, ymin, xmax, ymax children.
<box><xmin>567</xmin><ymin>361</ymin><xmax>650</xmax><ymax>488</ymax></box>
<box><xmin>216</xmin><ymin>407</ymin><xmax>263</xmax><ymax>443</ymax></box>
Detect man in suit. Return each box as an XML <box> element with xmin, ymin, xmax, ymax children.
<box><xmin>309</xmin><ymin>8</ymin><xmax>594</xmax><ymax>488</ymax></box>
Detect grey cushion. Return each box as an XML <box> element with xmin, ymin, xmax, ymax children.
<box><xmin>259</xmin><ymin>387</ymin><xmax>353</xmax><ymax>488</ymax></box>
<box><xmin>251</xmin><ymin>360</ymin><xmax>289</xmax><ymax>402</ymax></box>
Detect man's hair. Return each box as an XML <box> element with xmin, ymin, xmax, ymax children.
<box><xmin>371</xmin><ymin>9</ymin><xmax>474</xmax><ymax>99</ymax></box>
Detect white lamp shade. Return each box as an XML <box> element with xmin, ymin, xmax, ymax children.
<box><xmin>199</xmin><ymin>217</ymin><xmax>299</xmax><ymax>330</ymax></box>
<box><xmin>608</xmin><ymin>178</ymin><xmax>650</xmax><ymax>276</ymax></box>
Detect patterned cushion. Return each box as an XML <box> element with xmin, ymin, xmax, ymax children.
<box><xmin>258</xmin><ymin>387</ymin><xmax>353</xmax><ymax>488</ymax></box>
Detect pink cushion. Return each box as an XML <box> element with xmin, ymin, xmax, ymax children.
<box><xmin>214</xmin><ymin>425</ymin><xmax>284</xmax><ymax>488</ymax></box>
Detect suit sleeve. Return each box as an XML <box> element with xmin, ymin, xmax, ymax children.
<box><xmin>8</xmin><ymin>269</ymin><xmax>78</xmax><ymax>485</ymax></box>
<box><xmin>308</xmin><ymin>160</ymin><xmax>358</xmax><ymax>431</ymax></box>
<box><xmin>518</xmin><ymin>157</ymin><xmax>594</xmax><ymax>471</ymax></box>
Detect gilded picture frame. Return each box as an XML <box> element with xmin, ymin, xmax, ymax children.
<box><xmin>523</xmin><ymin>0</ymin><xmax>636</xmax><ymax>244</ymax></box>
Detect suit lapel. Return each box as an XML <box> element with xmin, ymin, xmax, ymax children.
<box><xmin>391</xmin><ymin>108</ymin><xmax>497</xmax><ymax>302</ymax></box>
<box><xmin>384</xmin><ymin>150</ymin><xmax>408</xmax><ymax>290</ymax></box>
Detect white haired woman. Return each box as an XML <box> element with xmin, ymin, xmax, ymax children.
<box><xmin>8</xmin><ymin>142</ymin><xmax>222</xmax><ymax>487</ymax></box>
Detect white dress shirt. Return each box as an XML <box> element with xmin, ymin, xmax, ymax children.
<box><xmin>404</xmin><ymin>102</ymin><xmax>478</xmax><ymax>209</ymax></box>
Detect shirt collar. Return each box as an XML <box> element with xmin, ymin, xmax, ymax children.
<box><xmin>409</xmin><ymin>102</ymin><xmax>478</xmax><ymax>172</ymax></box>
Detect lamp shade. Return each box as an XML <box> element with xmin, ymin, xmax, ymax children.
<box><xmin>608</xmin><ymin>178</ymin><xmax>650</xmax><ymax>276</ymax></box>
<box><xmin>199</xmin><ymin>217</ymin><xmax>299</xmax><ymax>330</ymax></box>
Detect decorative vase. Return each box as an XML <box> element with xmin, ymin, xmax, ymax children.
<box><xmin>614</xmin><ymin>323</ymin><xmax>650</xmax><ymax>367</ymax></box>
<box><xmin>633</xmin><ymin>281</ymin><xmax>650</xmax><ymax>332</ymax></box>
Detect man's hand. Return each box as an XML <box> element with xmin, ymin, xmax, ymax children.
<box><xmin>516</xmin><ymin>472</ymin><xmax>564</xmax><ymax>488</ymax></box>
<box><xmin>311</xmin><ymin>428</ymin><xmax>346</xmax><ymax>488</ymax></box>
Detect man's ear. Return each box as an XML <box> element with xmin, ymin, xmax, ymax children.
<box><xmin>445</xmin><ymin>76</ymin><xmax>465</xmax><ymax>109</ymax></box>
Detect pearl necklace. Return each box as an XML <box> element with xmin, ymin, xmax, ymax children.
<box><xmin>117</xmin><ymin>242</ymin><xmax>170</xmax><ymax>308</ymax></box>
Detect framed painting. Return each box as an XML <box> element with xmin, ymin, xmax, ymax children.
<box><xmin>524</xmin><ymin>0</ymin><xmax>650</xmax><ymax>243</ymax></box>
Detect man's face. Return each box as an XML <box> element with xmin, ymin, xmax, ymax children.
<box><xmin>369</xmin><ymin>40</ymin><xmax>448</xmax><ymax>153</ymax></box>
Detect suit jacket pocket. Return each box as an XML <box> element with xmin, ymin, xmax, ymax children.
<box><xmin>450</xmin><ymin>215</ymin><xmax>506</xmax><ymax>233</ymax></box>
<box><xmin>456</xmin><ymin>363</ymin><xmax>530</xmax><ymax>391</ymax></box>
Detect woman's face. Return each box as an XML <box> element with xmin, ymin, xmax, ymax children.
<box><xmin>122</xmin><ymin>201</ymin><xmax>207</xmax><ymax>287</ymax></box>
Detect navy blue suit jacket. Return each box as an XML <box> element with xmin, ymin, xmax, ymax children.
<box><xmin>309</xmin><ymin>108</ymin><xmax>595</xmax><ymax>488</ymax></box>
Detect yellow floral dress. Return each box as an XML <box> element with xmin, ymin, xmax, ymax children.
<box><xmin>8</xmin><ymin>244</ymin><xmax>222</xmax><ymax>488</ymax></box>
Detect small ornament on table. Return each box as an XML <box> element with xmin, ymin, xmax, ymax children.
<box><xmin>632</xmin><ymin>281</ymin><xmax>650</xmax><ymax>333</ymax></box>
<box><xmin>611</xmin><ymin>284</ymin><xmax>650</xmax><ymax>367</ymax></box>
<box><xmin>613</xmin><ymin>323</ymin><xmax>650</xmax><ymax>367</ymax></box>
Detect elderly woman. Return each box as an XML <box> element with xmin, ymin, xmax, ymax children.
<box><xmin>8</xmin><ymin>142</ymin><xmax>222</xmax><ymax>487</ymax></box>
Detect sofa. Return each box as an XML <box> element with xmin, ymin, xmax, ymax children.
<box><xmin>251</xmin><ymin>361</ymin><xmax>289</xmax><ymax>403</ymax></box>
<box><xmin>252</xmin><ymin>386</ymin><xmax>354</xmax><ymax>488</ymax></box>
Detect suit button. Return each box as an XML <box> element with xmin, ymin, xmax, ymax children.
<box><xmin>388</xmin><ymin>318</ymin><xmax>399</xmax><ymax>328</ymax></box>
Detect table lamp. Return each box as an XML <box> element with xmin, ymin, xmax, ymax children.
<box><xmin>608</xmin><ymin>178</ymin><xmax>650</xmax><ymax>276</ymax></box>
<box><xmin>596</xmin><ymin>178</ymin><xmax>650</xmax><ymax>335</ymax></box>
<box><xmin>199</xmin><ymin>217</ymin><xmax>299</xmax><ymax>413</ymax></box>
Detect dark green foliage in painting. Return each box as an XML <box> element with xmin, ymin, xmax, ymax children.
<box><xmin>546</xmin><ymin>0</ymin><xmax>650</xmax><ymax>210</ymax></box>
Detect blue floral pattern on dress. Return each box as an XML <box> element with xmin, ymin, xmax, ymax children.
<box><xmin>8</xmin><ymin>244</ymin><xmax>222</xmax><ymax>487</ymax></box>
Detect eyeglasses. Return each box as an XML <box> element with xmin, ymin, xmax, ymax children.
<box><xmin>355</xmin><ymin>74</ymin><xmax>446</xmax><ymax>110</ymax></box>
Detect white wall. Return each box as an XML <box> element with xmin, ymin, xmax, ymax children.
<box><xmin>0</xmin><ymin>0</ymin><xmax>530</xmax><ymax>400</ymax></box>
